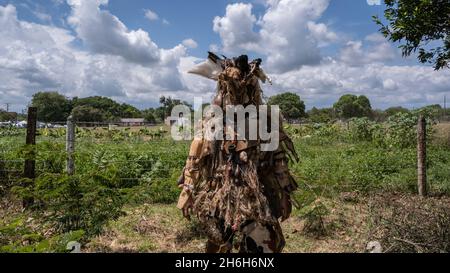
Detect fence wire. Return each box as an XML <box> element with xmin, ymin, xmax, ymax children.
<box><xmin>0</xmin><ymin>123</ymin><xmax>178</xmax><ymax>186</ymax></box>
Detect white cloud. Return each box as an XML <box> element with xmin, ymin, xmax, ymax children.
<box><xmin>182</xmin><ymin>39</ymin><xmax>198</xmax><ymax>49</ymax></box>
<box><xmin>209</xmin><ymin>44</ymin><xmax>220</xmax><ymax>53</ymax></box>
<box><xmin>307</xmin><ymin>21</ymin><xmax>338</xmax><ymax>46</ymax></box>
<box><xmin>339</xmin><ymin>33</ymin><xmax>396</xmax><ymax>66</ymax></box>
<box><xmin>0</xmin><ymin>2</ymin><xmax>204</xmax><ymax>112</ymax></box>
<box><xmin>67</xmin><ymin>0</ymin><xmax>164</xmax><ymax>66</ymax></box>
<box><xmin>213</xmin><ymin>0</ymin><xmax>333</xmax><ymax>73</ymax></box>
<box><xmin>213</xmin><ymin>3</ymin><xmax>260</xmax><ymax>54</ymax></box>
<box><xmin>268</xmin><ymin>59</ymin><xmax>450</xmax><ymax>109</ymax></box>
<box><xmin>144</xmin><ymin>9</ymin><xmax>159</xmax><ymax>21</ymax></box>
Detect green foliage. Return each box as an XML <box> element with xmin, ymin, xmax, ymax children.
<box><xmin>31</xmin><ymin>92</ymin><xmax>72</xmax><ymax>122</ymax></box>
<box><xmin>348</xmin><ymin>117</ymin><xmax>375</xmax><ymax>142</ymax></box>
<box><xmin>71</xmin><ymin>105</ymin><xmax>106</xmax><ymax>122</ymax></box>
<box><xmin>374</xmin><ymin>0</ymin><xmax>450</xmax><ymax>70</ymax></box>
<box><xmin>299</xmin><ymin>200</ymin><xmax>329</xmax><ymax>238</ymax></box>
<box><xmin>307</xmin><ymin>107</ymin><xmax>334</xmax><ymax>123</ymax></box>
<box><xmin>268</xmin><ymin>92</ymin><xmax>306</xmax><ymax>121</ymax></box>
<box><xmin>12</xmin><ymin>173</ymin><xmax>124</xmax><ymax>236</ymax></box>
<box><xmin>385</xmin><ymin>106</ymin><xmax>410</xmax><ymax>117</ymax></box>
<box><xmin>384</xmin><ymin>112</ymin><xmax>434</xmax><ymax>149</ymax></box>
<box><xmin>159</xmin><ymin>96</ymin><xmax>193</xmax><ymax>121</ymax></box>
<box><xmin>1</xmin><ymin>227</ymin><xmax>85</xmax><ymax>253</ymax></box>
<box><xmin>0</xmin><ymin>125</ymin><xmax>23</xmax><ymax>137</ymax></box>
<box><xmin>143</xmin><ymin>110</ymin><xmax>157</xmax><ymax>123</ymax></box>
<box><xmin>418</xmin><ymin>104</ymin><xmax>444</xmax><ymax>120</ymax></box>
<box><xmin>0</xmin><ymin>213</ymin><xmax>86</xmax><ymax>253</ymax></box>
<box><xmin>72</xmin><ymin>96</ymin><xmax>141</xmax><ymax>121</ymax></box>
<box><xmin>333</xmin><ymin>94</ymin><xmax>372</xmax><ymax>119</ymax></box>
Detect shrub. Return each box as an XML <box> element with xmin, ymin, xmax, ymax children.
<box><xmin>385</xmin><ymin>112</ymin><xmax>434</xmax><ymax>149</ymax></box>
<box><xmin>13</xmin><ymin>173</ymin><xmax>124</xmax><ymax>237</ymax></box>
<box><xmin>348</xmin><ymin>117</ymin><xmax>375</xmax><ymax>142</ymax></box>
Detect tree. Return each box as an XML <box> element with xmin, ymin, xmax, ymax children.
<box><xmin>374</xmin><ymin>0</ymin><xmax>450</xmax><ymax>70</ymax></box>
<box><xmin>307</xmin><ymin>107</ymin><xmax>334</xmax><ymax>123</ymax></box>
<box><xmin>333</xmin><ymin>94</ymin><xmax>372</xmax><ymax>119</ymax></box>
<box><xmin>71</xmin><ymin>105</ymin><xmax>105</xmax><ymax>122</ymax></box>
<box><xmin>159</xmin><ymin>96</ymin><xmax>192</xmax><ymax>120</ymax></box>
<box><xmin>268</xmin><ymin>92</ymin><xmax>306</xmax><ymax>122</ymax></box>
<box><xmin>372</xmin><ymin>109</ymin><xmax>388</xmax><ymax>122</ymax></box>
<box><xmin>72</xmin><ymin>96</ymin><xmax>141</xmax><ymax>121</ymax></box>
<box><xmin>31</xmin><ymin>92</ymin><xmax>71</xmax><ymax>122</ymax></box>
<box><xmin>419</xmin><ymin>104</ymin><xmax>443</xmax><ymax>120</ymax></box>
<box><xmin>142</xmin><ymin>109</ymin><xmax>158</xmax><ymax>124</ymax></box>
<box><xmin>385</xmin><ymin>106</ymin><xmax>410</xmax><ymax>117</ymax></box>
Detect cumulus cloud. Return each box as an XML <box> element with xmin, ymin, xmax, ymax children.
<box><xmin>67</xmin><ymin>0</ymin><xmax>165</xmax><ymax>66</ymax></box>
<box><xmin>213</xmin><ymin>3</ymin><xmax>260</xmax><ymax>54</ymax></box>
<box><xmin>213</xmin><ymin>0</ymin><xmax>335</xmax><ymax>73</ymax></box>
<box><xmin>0</xmin><ymin>2</ymin><xmax>207</xmax><ymax>112</ymax></box>
<box><xmin>307</xmin><ymin>22</ymin><xmax>338</xmax><ymax>47</ymax></box>
<box><xmin>339</xmin><ymin>33</ymin><xmax>396</xmax><ymax>66</ymax></box>
<box><xmin>182</xmin><ymin>39</ymin><xmax>198</xmax><ymax>49</ymax></box>
<box><xmin>268</xmin><ymin>59</ymin><xmax>450</xmax><ymax>109</ymax></box>
<box><xmin>144</xmin><ymin>9</ymin><xmax>159</xmax><ymax>21</ymax></box>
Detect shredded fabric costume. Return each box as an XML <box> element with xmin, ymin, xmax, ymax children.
<box><xmin>177</xmin><ymin>53</ymin><xmax>299</xmax><ymax>253</ymax></box>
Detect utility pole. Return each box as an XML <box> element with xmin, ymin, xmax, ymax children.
<box><xmin>5</xmin><ymin>103</ymin><xmax>10</xmax><ymax>112</ymax></box>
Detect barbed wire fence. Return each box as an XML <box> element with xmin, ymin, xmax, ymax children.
<box><xmin>0</xmin><ymin>109</ymin><xmax>176</xmax><ymax>200</ymax></box>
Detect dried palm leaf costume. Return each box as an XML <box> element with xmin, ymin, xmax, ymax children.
<box><xmin>177</xmin><ymin>52</ymin><xmax>299</xmax><ymax>253</ymax></box>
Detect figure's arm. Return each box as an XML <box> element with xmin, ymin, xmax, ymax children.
<box><xmin>273</xmin><ymin>134</ymin><xmax>300</xmax><ymax>222</ymax></box>
<box><xmin>177</xmin><ymin>139</ymin><xmax>204</xmax><ymax>219</ymax></box>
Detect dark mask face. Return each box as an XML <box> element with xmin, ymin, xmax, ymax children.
<box><xmin>234</xmin><ymin>55</ymin><xmax>250</xmax><ymax>76</ymax></box>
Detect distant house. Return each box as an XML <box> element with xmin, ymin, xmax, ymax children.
<box><xmin>0</xmin><ymin>111</ymin><xmax>17</xmax><ymax>122</ymax></box>
<box><xmin>120</xmin><ymin>118</ymin><xmax>145</xmax><ymax>127</ymax></box>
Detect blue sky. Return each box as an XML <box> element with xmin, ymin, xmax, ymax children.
<box><xmin>0</xmin><ymin>0</ymin><xmax>449</xmax><ymax>113</ymax></box>
<box><xmin>5</xmin><ymin>0</ymin><xmax>386</xmax><ymax>58</ymax></box>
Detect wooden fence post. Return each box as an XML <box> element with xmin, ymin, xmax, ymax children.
<box><xmin>23</xmin><ymin>107</ymin><xmax>37</xmax><ymax>208</ymax></box>
<box><xmin>417</xmin><ymin>115</ymin><xmax>427</xmax><ymax>197</ymax></box>
<box><xmin>66</xmin><ymin>115</ymin><xmax>75</xmax><ymax>176</ymax></box>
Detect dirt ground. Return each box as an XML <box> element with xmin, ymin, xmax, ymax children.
<box><xmin>434</xmin><ymin>123</ymin><xmax>450</xmax><ymax>147</ymax></box>
<box><xmin>84</xmin><ymin>194</ymin><xmax>381</xmax><ymax>253</ymax></box>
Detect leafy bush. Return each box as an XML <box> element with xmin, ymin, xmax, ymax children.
<box><xmin>348</xmin><ymin>117</ymin><xmax>376</xmax><ymax>142</ymax></box>
<box><xmin>13</xmin><ymin>173</ymin><xmax>124</xmax><ymax>236</ymax></box>
<box><xmin>384</xmin><ymin>112</ymin><xmax>434</xmax><ymax>149</ymax></box>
